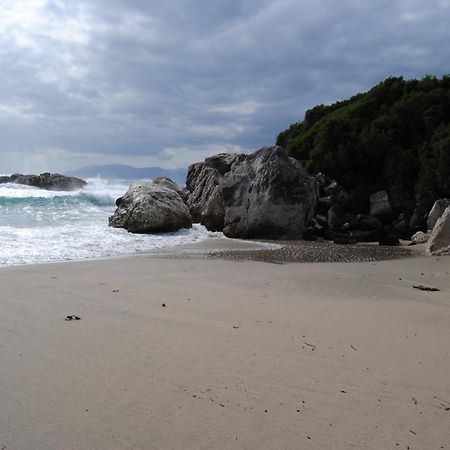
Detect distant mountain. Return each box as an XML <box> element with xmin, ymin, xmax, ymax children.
<box><xmin>65</xmin><ymin>164</ymin><xmax>187</xmax><ymax>185</ymax></box>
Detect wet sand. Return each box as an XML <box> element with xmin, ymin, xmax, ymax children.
<box><xmin>146</xmin><ymin>237</ymin><xmax>420</xmax><ymax>263</ymax></box>
<box><xmin>0</xmin><ymin>244</ymin><xmax>449</xmax><ymax>449</ymax></box>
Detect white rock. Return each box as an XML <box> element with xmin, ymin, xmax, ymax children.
<box><xmin>411</xmin><ymin>231</ymin><xmax>430</xmax><ymax>244</ymax></box>
<box><xmin>427</xmin><ymin>198</ymin><xmax>450</xmax><ymax>230</ymax></box>
<box><xmin>425</xmin><ymin>206</ymin><xmax>450</xmax><ymax>255</ymax></box>
<box><xmin>109</xmin><ymin>182</ymin><xmax>192</xmax><ymax>233</ymax></box>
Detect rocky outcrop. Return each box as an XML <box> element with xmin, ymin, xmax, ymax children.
<box><xmin>425</xmin><ymin>207</ymin><xmax>450</xmax><ymax>255</ymax></box>
<box><xmin>182</xmin><ymin>146</ymin><xmax>438</xmax><ymax>245</ymax></box>
<box><xmin>221</xmin><ymin>146</ymin><xmax>317</xmax><ymax>239</ymax></box>
<box><xmin>427</xmin><ymin>199</ymin><xmax>450</xmax><ymax>230</ymax></box>
<box><xmin>0</xmin><ymin>173</ymin><xmax>87</xmax><ymax>191</ymax></box>
<box><xmin>109</xmin><ymin>181</ymin><xmax>192</xmax><ymax>233</ymax></box>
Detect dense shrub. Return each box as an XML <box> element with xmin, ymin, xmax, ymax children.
<box><xmin>277</xmin><ymin>76</ymin><xmax>450</xmax><ymax>213</ymax></box>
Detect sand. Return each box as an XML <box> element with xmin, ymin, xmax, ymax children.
<box><xmin>0</xmin><ymin>249</ymin><xmax>449</xmax><ymax>449</ymax></box>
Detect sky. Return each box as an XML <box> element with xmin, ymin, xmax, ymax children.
<box><xmin>0</xmin><ymin>0</ymin><xmax>449</xmax><ymax>173</ymax></box>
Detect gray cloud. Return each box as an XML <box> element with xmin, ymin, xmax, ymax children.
<box><xmin>0</xmin><ymin>0</ymin><xmax>449</xmax><ymax>173</ymax></box>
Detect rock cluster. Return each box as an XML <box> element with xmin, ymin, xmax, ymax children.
<box><xmin>108</xmin><ymin>144</ymin><xmax>450</xmax><ymax>253</ymax></box>
<box><xmin>0</xmin><ymin>173</ymin><xmax>87</xmax><ymax>190</ymax></box>
<box><xmin>302</xmin><ymin>169</ymin><xmax>434</xmax><ymax>245</ymax></box>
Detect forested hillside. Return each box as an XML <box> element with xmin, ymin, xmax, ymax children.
<box><xmin>277</xmin><ymin>76</ymin><xmax>450</xmax><ymax>213</ymax></box>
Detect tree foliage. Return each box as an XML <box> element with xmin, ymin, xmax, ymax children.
<box><xmin>276</xmin><ymin>75</ymin><xmax>450</xmax><ymax>212</ymax></box>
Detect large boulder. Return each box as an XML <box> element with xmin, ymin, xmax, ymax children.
<box><xmin>425</xmin><ymin>206</ymin><xmax>450</xmax><ymax>255</ymax></box>
<box><xmin>370</xmin><ymin>190</ymin><xmax>392</xmax><ymax>219</ymax></box>
<box><xmin>0</xmin><ymin>173</ymin><xmax>86</xmax><ymax>190</ymax></box>
<box><xmin>221</xmin><ymin>146</ymin><xmax>317</xmax><ymax>239</ymax></box>
<box><xmin>427</xmin><ymin>199</ymin><xmax>450</xmax><ymax>230</ymax></box>
<box><xmin>109</xmin><ymin>182</ymin><xmax>192</xmax><ymax>233</ymax></box>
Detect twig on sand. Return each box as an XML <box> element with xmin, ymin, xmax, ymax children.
<box><xmin>303</xmin><ymin>341</ymin><xmax>316</xmax><ymax>350</ymax></box>
<box><xmin>350</xmin><ymin>345</ymin><xmax>357</xmax><ymax>351</ymax></box>
<box><xmin>434</xmin><ymin>396</ymin><xmax>450</xmax><ymax>410</ymax></box>
<box><xmin>433</xmin><ymin>396</ymin><xmax>450</xmax><ymax>404</ymax></box>
<box><xmin>413</xmin><ymin>285</ymin><xmax>440</xmax><ymax>292</ymax></box>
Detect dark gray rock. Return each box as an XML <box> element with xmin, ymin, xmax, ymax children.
<box><xmin>370</xmin><ymin>190</ymin><xmax>392</xmax><ymax>219</ymax></box>
<box><xmin>303</xmin><ymin>228</ymin><xmax>318</xmax><ymax>241</ymax></box>
<box><xmin>379</xmin><ymin>234</ymin><xmax>400</xmax><ymax>246</ymax></box>
<box><xmin>334</xmin><ymin>236</ymin><xmax>357</xmax><ymax>245</ymax></box>
<box><xmin>0</xmin><ymin>173</ymin><xmax>87</xmax><ymax>191</ymax></box>
<box><xmin>222</xmin><ymin>146</ymin><xmax>317</xmax><ymax>239</ymax></box>
<box><xmin>327</xmin><ymin>203</ymin><xmax>345</xmax><ymax>229</ymax></box>
<box><xmin>318</xmin><ymin>196</ymin><xmax>333</xmax><ymax>207</ymax></box>
<box><xmin>392</xmin><ymin>219</ymin><xmax>409</xmax><ymax>239</ymax></box>
<box><xmin>353</xmin><ymin>229</ymin><xmax>384</xmax><ymax>242</ymax></box>
<box><xmin>356</xmin><ymin>216</ymin><xmax>383</xmax><ymax>231</ymax></box>
<box><xmin>409</xmin><ymin>208</ymin><xmax>425</xmax><ymax>231</ymax></box>
<box><xmin>315</xmin><ymin>215</ymin><xmax>328</xmax><ymax>227</ymax></box>
<box><xmin>323</xmin><ymin>180</ymin><xmax>350</xmax><ymax>206</ymax></box>
<box><xmin>108</xmin><ymin>182</ymin><xmax>192</xmax><ymax>233</ymax></box>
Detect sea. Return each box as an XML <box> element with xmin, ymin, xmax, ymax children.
<box><xmin>0</xmin><ymin>177</ymin><xmax>221</xmax><ymax>267</ymax></box>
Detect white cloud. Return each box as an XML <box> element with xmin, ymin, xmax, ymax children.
<box><xmin>0</xmin><ymin>0</ymin><xmax>448</xmax><ymax>172</ymax></box>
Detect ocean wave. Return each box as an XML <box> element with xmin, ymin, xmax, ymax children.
<box><xmin>0</xmin><ymin>223</ymin><xmax>219</xmax><ymax>266</ymax></box>
<box><xmin>0</xmin><ymin>177</ymin><xmax>130</xmax><ymax>207</ymax></box>
<box><xmin>0</xmin><ymin>177</ymin><xmax>230</xmax><ymax>266</ymax></box>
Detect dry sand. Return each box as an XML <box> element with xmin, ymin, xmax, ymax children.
<box><xmin>0</xmin><ymin>249</ymin><xmax>449</xmax><ymax>449</ymax></box>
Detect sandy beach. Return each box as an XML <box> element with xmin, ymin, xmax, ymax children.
<box><xmin>0</xmin><ymin>246</ymin><xmax>449</xmax><ymax>450</ymax></box>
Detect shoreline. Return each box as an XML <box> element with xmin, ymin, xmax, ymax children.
<box><xmin>0</xmin><ymin>236</ymin><xmax>423</xmax><ymax>270</ymax></box>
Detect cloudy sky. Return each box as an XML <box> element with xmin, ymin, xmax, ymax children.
<box><xmin>0</xmin><ymin>0</ymin><xmax>449</xmax><ymax>173</ymax></box>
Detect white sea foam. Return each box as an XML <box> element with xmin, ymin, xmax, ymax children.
<box><xmin>0</xmin><ymin>177</ymin><xmax>221</xmax><ymax>266</ymax></box>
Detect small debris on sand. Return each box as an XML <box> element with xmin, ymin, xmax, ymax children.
<box><xmin>303</xmin><ymin>341</ymin><xmax>316</xmax><ymax>350</ymax></box>
<box><xmin>65</xmin><ymin>315</ymin><xmax>81</xmax><ymax>321</ymax></box>
<box><xmin>162</xmin><ymin>303</ymin><xmax>166</xmax><ymax>307</ymax></box>
<box><xmin>413</xmin><ymin>285</ymin><xmax>440</xmax><ymax>292</ymax></box>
